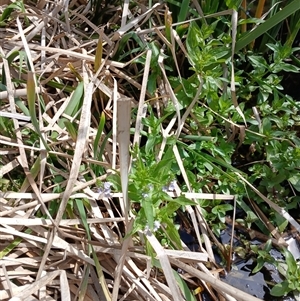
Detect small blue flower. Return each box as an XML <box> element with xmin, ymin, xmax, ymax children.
<box><xmin>98</xmin><ymin>182</ymin><xmax>112</xmax><ymax>198</ymax></box>
<box><xmin>142</xmin><ymin>192</ymin><xmax>149</xmax><ymax>198</ymax></box>
<box><xmin>104</xmin><ymin>182</ymin><xmax>112</xmax><ymax>190</ymax></box>
<box><xmin>153</xmin><ymin>220</ymin><xmax>161</xmax><ymax>232</ymax></box>
<box><xmin>168</xmin><ymin>180</ymin><xmax>176</xmax><ymax>191</ymax></box>
<box><xmin>162</xmin><ymin>180</ymin><xmax>176</xmax><ymax>192</ymax></box>
<box><xmin>144</xmin><ymin>220</ymin><xmax>161</xmax><ymax>233</ymax></box>
<box><xmin>162</xmin><ymin>186</ymin><xmax>168</xmax><ymax>192</ymax></box>
<box><xmin>148</xmin><ymin>184</ymin><xmax>154</xmax><ymax>191</ymax></box>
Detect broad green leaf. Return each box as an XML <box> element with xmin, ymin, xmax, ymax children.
<box><xmin>289</xmin><ymin>175</ymin><xmax>300</xmax><ymax>192</ymax></box>
<box><xmin>159</xmin><ymin>201</ymin><xmax>181</xmax><ymax>218</ymax></box>
<box><xmin>264</xmin><ymin>239</ymin><xmax>272</xmax><ymax>253</ymax></box>
<box><xmin>141</xmin><ymin>199</ymin><xmax>154</xmax><ymax>230</ymax></box>
<box><xmin>162</xmin><ymin>217</ymin><xmax>182</xmax><ymax>249</ymax></box>
<box><xmin>152</xmin><ymin>147</ymin><xmax>174</xmax><ymax>179</ymax></box>
<box><xmin>107</xmin><ymin>173</ymin><xmax>122</xmax><ymax>191</ymax></box>
<box><xmin>186</xmin><ymin>21</ymin><xmax>202</xmax><ymax>68</ymax></box>
<box><xmin>170</xmin><ymin>195</ymin><xmax>195</xmax><ymax>206</ymax></box>
<box><xmin>252</xmin><ymin>258</ymin><xmax>265</xmax><ymax>274</ymax></box>
<box><xmin>274</xmin><ymin>213</ymin><xmax>288</xmax><ymax>233</ymax></box>
<box><xmin>145</xmin><ymin>135</ymin><xmax>158</xmax><ymax>155</ymax></box>
<box><xmin>270</xmin><ymin>281</ymin><xmax>290</xmax><ymax>297</ymax></box>
<box><xmin>248</xmin><ymin>55</ymin><xmax>268</xmax><ymax>70</ymax></box>
<box><xmin>284</xmin><ymin>249</ymin><xmax>297</xmax><ymax>274</ymax></box>
<box><xmin>211</xmin><ymin>204</ymin><xmax>233</xmax><ymax>214</ymax></box>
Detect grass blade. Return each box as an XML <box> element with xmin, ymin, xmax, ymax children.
<box><xmin>235</xmin><ymin>0</ymin><xmax>300</xmax><ymax>52</ymax></box>
<box><xmin>94</xmin><ymin>112</ymin><xmax>106</xmax><ymax>158</ymax></box>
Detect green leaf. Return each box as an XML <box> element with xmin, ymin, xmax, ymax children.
<box><xmin>93</xmin><ymin>112</ymin><xmax>106</xmax><ymax>159</ymax></box>
<box><xmin>59</xmin><ymin>81</ymin><xmax>84</xmax><ymax>128</ymax></box>
<box><xmin>0</xmin><ymin>0</ymin><xmax>25</xmax><ymax>23</ymax></box>
<box><xmin>145</xmin><ymin>135</ymin><xmax>158</xmax><ymax>155</ymax></box>
<box><xmin>0</xmin><ymin>228</ymin><xmax>32</xmax><ymax>259</ymax></box>
<box><xmin>225</xmin><ymin>0</ymin><xmax>242</xmax><ymax>10</ymax></box>
<box><xmin>75</xmin><ymin>197</ymin><xmax>113</xmax><ymax>300</ymax></box>
<box><xmin>270</xmin><ymin>281</ymin><xmax>290</xmax><ymax>297</ymax></box>
<box><xmin>289</xmin><ymin>175</ymin><xmax>300</xmax><ymax>192</ymax></box>
<box><xmin>274</xmin><ymin>213</ymin><xmax>288</xmax><ymax>233</ymax></box>
<box><xmin>170</xmin><ymin>195</ymin><xmax>195</xmax><ymax>206</ymax></box>
<box><xmin>152</xmin><ymin>148</ymin><xmax>174</xmax><ymax>179</ymax></box>
<box><xmin>284</xmin><ymin>249</ymin><xmax>297</xmax><ymax>274</ymax></box>
<box><xmin>211</xmin><ymin>204</ymin><xmax>233</xmax><ymax>214</ymax></box>
<box><xmin>248</xmin><ymin>55</ymin><xmax>268</xmax><ymax>70</ymax></box>
<box><xmin>173</xmin><ymin>270</ymin><xmax>196</xmax><ymax>301</ymax></box>
<box><xmin>27</xmin><ymin>72</ymin><xmax>49</xmax><ymax>150</ymax></box>
<box><xmin>141</xmin><ymin>199</ymin><xmax>154</xmax><ymax>230</ymax></box>
<box><xmin>147</xmin><ymin>72</ymin><xmax>159</xmax><ymax>96</ymax></box>
<box><xmin>186</xmin><ymin>21</ymin><xmax>202</xmax><ymax>68</ymax></box>
<box><xmin>107</xmin><ymin>173</ymin><xmax>122</xmax><ymax>191</ymax></box>
<box><xmin>64</xmin><ymin>120</ymin><xmax>77</xmax><ymax>141</ymax></box>
<box><xmin>162</xmin><ymin>217</ymin><xmax>182</xmax><ymax>249</ymax></box>
<box><xmin>252</xmin><ymin>258</ymin><xmax>265</xmax><ymax>274</ymax></box>
<box><xmin>264</xmin><ymin>239</ymin><xmax>272</xmax><ymax>253</ymax></box>
<box><xmin>159</xmin><ymin>201</ymin><xmax>181</xmax><ymax>218</ymax></box>
<box><xmin>280</xmin><ymin>63</ymin><xmax>299</xmax><ymax>73</ymax></box>
<box><xmin>113</xmin><ymin>32</ymin><xmax>145</xmax><ymax>61</ymax></box>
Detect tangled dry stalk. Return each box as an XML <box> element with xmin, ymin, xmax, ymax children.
<box><xmin>0</xmin><ymin>0</ymin><xmax>285</xmax><ymax>300</ymax></box>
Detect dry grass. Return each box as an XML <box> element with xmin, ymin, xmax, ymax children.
<box><xmin>0</xmin><ymin>0</ymin><xmax>282</xmax><ymax>300</ymax></box>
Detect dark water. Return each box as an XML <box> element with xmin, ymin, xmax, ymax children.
<box><xmin>179</xmin><ymin>226</ymin><xmax>298</xmax><ymax>301</ymax></box>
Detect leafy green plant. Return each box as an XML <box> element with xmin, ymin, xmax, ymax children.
<box><xmin>271</xmin><ymin>249</ymin><xmax>300</xmax><ymax>297</ymax></box>
<box><xmin>250</xmin><ymin>239</ymin><xmax>275</xmax><ymax>273</ymax></box>
<box><xmin>109</xmin><ymin>144</ymin><xmax>195</xmax><ymax>249</ymax></box>
<box><xmin>0</xmin><ymin>0</ymin><xmax>26</xmax><ymax>26</ymax></box>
